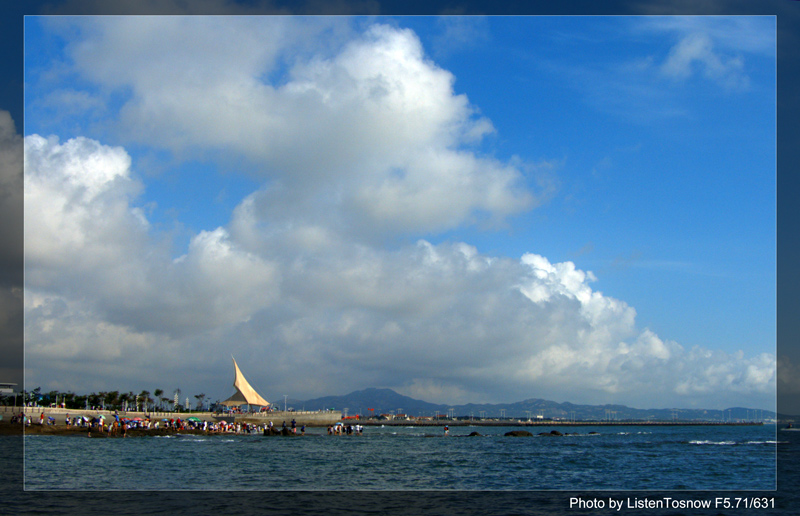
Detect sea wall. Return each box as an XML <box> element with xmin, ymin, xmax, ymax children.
<box><xmin>0</xmin><ymin>406</ymin><xmax>341</xmax><ymax>427</ymax></box>
<box><xmin>231</xmin><ymin>411</ymin><xmax>341</xmax><ymax>426</ymax></box>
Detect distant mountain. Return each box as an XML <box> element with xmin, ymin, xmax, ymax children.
<box><xmin>300</xmin><ymin>388</ymin><xmax>777</xmax><ymax>422</ymax></box>
<box><xmin>300</xmin><ymin>387</ymin><xmax>444</xmax><ymax>417</ymax></box>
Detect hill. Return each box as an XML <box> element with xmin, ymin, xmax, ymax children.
<box><xmin>299</xmin><ymin>388</ymin><xmax>776</xmax><ymax>422</ymax></box>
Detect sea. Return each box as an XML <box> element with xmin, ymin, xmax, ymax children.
<box><xmin>3</xmin><ymin>423</ymin><xmax>798</xmax><ymax>515</ymax></box>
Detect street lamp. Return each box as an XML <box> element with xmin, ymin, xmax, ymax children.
<box><xmin>284</xmin><ymin>395</ymin><xmax>288</xmax><ymax>412</ymax></box>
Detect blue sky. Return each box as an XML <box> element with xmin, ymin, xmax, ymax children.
<box><xmin>22</xmin><ymin>15</ymin><xmax>775</xmax><ymax>410</ymax></box>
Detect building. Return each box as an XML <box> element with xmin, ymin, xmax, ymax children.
<box><xmin>221</xmin><ymin>357</ymin><xmax>270</xmax><ymax>410</ymax></box>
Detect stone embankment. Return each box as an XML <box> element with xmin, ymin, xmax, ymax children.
<box><xmin>0</xmin><ymin>406</ymin><xmax>340</xmax><ymax>427</ymax></box>
<box><xmin>357</xmin><ymin>419</ymin><xmax>764</xmax><ymax>427</ymax></box>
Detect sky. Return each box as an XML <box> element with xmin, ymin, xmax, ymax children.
<box><xmin>20</xmin><ymin>15</ymin><xmax>776</xmax><ymax>411</ymax></box>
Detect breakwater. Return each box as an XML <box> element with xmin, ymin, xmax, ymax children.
<box><xmin>357</xmin><ymin>418</ymin><xmax>765</xmax><ymax>427</ymax></box>
<box><xmin>1</xmin><ymin>406</ymin><xmax>765</xmax><ymax>428</ymax></box>
<box><xmin>0</xmin><ymin>406</ymin><xmax>341</xmax><ymax>427</ymax></box>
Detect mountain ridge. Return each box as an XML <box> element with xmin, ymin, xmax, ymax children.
<box><xmin>294</xmin><ymin>388</ymin><xmax>777</xmax><ymax>421</ymax></box>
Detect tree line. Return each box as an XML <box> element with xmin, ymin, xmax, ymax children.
<box><xmin>0</xmin><ymin>386</ymin><xmax>217</xmax><ymax>412</ymax></box>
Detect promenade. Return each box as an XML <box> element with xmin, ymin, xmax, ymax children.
<box><xmin>0</xmin><ymin>405</ymin><xmax>341</xmax><ymax>426</ymax></box>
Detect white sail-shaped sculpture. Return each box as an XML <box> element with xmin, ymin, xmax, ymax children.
<box><xmin>221</xmin><ymin>356</ymin><xmax>271</xmax><ymax>407</ymax></box>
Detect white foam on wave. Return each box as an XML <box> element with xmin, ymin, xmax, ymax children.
<box><xmin>689</xmin><ymin>440</ymin><xmax>737</xmax><ymax>445</ymax></box>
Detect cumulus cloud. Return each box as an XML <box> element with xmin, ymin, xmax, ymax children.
<box><xmin>24</xmin><ymin>134</ymin><xmax>280</xmax><ymax>338</ymax></box>
<box><xmin>52</xmin><ymin>18</ymin><xmax>534</xmax><ymax>240</ymax></box>
<box><xmin>23</xmin><ymin>131</ymin><xmax>775</xmax><ymax>408</ymax></box>
<box><xmin>22</xmin><ymin>19</ymin><xmax>775</xmax><ymax>410</ymax></box>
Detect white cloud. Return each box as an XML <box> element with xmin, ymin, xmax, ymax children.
<box><xmin>24</xmin><ymin>134</ymin><xmax>280</xmax><ymax>338</ymax></box>
<box><xmin>660</xmin><ymin>32</ymin><xmax>749</xmax><ymax>89</ymax></box>
<box><xmin>24</xmin><ymin>142</ymin><xmax>776</xmax><ymax>406</ymax></box>
<box><xmin>634</xmin><ymin>16</ymin><xmax>774</xmax><ymax>90</ymax></box>
<box><xmin>26</xmin><ymin>134</ymin><xmax>775</xmax><ymax>407</ymax></box>
<box><xmin>55</xmin><ymin>18</ymin><xmax>533</xmax><ymax>239</ymax></box>
<box><xmin>639</xmin><ymin>16</ymin><xmax>775</xmax><ymax>57</ymax></box>
<box><xmin>22</xmin><ymin>20</ymin><xmax>775</xmax><ymax>410</ymax></box>
<box><xmin>24</xmin><ymin>134</ymin><xmax>143</xmax><ymax>280</ymax></box>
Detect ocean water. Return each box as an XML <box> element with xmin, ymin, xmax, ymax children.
<box><xmin>23</xmin><ymin>424</ymin><xmax>777</xmax><ymax>491</ymax></box>
<box><xmin>2</xmin><ymin>425</ymin><xmax>798</xmax><ymax>515</ymax></box>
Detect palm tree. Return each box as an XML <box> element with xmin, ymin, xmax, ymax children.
<box><xmin>154</xmin><ymin>389</ymin><xmax>163</xmax><ymax>410</ymax></box>
<box><xmin>139</xmin><ymin>390</ymin><xmax>152</xmax><ymax>412</ymax></box>
<box><xmin>194</xmin><ymin>393</ymin><xmax>207</xmax><ymax>411</ymax></box>
<box><xmin>119</xmin><ymin>392</ymin><xmax>130</xmax><ymax>411</ymax></box>
<box><xmin>105</xmin><ymin>391</ymin><xmax>120</xmax><ymax>410</ymax></box>
<box><xmin>88</xmin><ymin>392</ymin><xmax>102</xmax><ymax>409</ymax></box>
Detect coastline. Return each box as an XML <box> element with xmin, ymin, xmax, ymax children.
<box><xmin>0</xmin><ymin>405</ymin><xmax>340</xmax><ymax>428</ymax></box>
<box><xmin>358</xmin><ymin>419</ymin><xmax>767</xmax><ymax>427</ymax></box>
<box><xmin>1</xmin><ymin>416</ymin><xmax>765</xmax><ymax>438</ymax></box>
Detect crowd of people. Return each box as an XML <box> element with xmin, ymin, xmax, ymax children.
<box><xmin>327</xmin><ymin>423</ymin><xmax>363</xmax><ymax>435</ymax></box>
<box><xmin>8</xmin><ymin>410</ymin><xmax>362</xmax><ymax>437</ymax></box>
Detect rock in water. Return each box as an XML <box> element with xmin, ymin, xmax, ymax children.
<box><xmin>504</xmin><ymin>430</ymin><xmax>533</xmax><ymax>437</ymax></box>
<box><xmin>263</xmin><ymin>427</ymin><xmax>296</xmax><ymax>436</ymax></box>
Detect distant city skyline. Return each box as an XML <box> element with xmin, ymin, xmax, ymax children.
<box><xmin>21</xmin><ymin>15</ymin><xmax>775</xmax><ymax>410</ymax></box>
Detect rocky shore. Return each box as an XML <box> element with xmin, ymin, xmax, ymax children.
<box><xmin>0</xmin><ymin>421</ymin><xmax>221</xmax><ymax>437</ymax></box>
<box><xmin>0</xmin><ymin>406</ymin><xmax>339</xmax><ymax>427</ymax></box>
